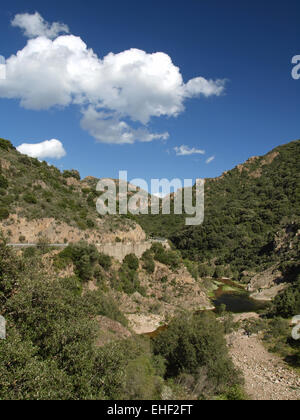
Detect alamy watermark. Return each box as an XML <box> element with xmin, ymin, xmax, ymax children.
<box><xmin>96</xmin><ymin>172</ymin><xmax>205</xmax><ymax>226</ymax></box>
<box><xmin>291</xmin><ymin>315</ymin><xmax>300</xmax><ymax>340</ymax></box>
<box><xmin>0</xmin><ymin>55</ymin><xmax>6</xmax><ymax>80</ymax></box>
<box><xmin>291</xmin><ymin>55</ymin><xmax>300</xmax><ymax>80</ymax></box>
<box><xmin>0</xmin><ymin>315</ymin><xmax>6</xmax><ymax>340</ymax></box>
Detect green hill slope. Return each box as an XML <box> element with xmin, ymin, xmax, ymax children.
<box><xmin>0</xmin><ymin>138</ymin><xmax>137</xmax><ymax>242</ymax></box>
<box><xmin>137</xmin><ymin>140</ymin><xmax>300</xmax><ymax>280</ymax></box>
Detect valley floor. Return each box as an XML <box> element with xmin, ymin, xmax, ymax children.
<box><xmin>227</xmin><ymin>314</ymin><xmax>300</xmax><ymax>400</ymax></box>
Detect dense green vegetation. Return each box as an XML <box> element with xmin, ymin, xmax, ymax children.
<box><xmin>0</xmin><ymin>239</ymin><xmax>244</xmax><ymax>400</ymax></box>
<box><xmin>152</xmin><ymin>312</ymin><xmax>244</xmax><ymax>400</ymax></box>
<box><xmin>0</xmin><ymin>138</ymin><xmax>131</xmax><ymax>233</ymax></box>
<box><xmin>243</xmin><ymin>316</ymin><xmax>300</xmax><ymax>369</ymax></box>
<box><xmin>56</xmin><ymin>242</ymin><xmax>101</xmax><ymax>282</ymax></box>
<box><xmin>271</xmin><ymin>276</ymin><xmax>300</xmax><ymax>318</ymax></box>
<box><xmin>1</xmin><ymin>137</ymin><xmax>299</xmax><ymax>399</ymax></box>
<box><xmin>137</xmin><ymin>140</ymin><xmax>300</xmax><ymax>280</ymax></box>
<box><xmin>55</xmin><ymin>242</ymin><xmax>146</xmax><ymax>296</ymax></box>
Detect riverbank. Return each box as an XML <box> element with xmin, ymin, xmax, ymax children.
<box><xmin>210</xmin><ymin>278</ymin><xmax>270</xmax><ymax>313</ymax></box>
<box><xmin>227</xmin><ymin>313</ymin><xmax>300</xmax><ymax>400</ymax></box>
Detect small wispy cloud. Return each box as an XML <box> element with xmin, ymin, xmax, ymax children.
<box><xmin>174</xmin><ymin>145</ymin><xmax>205</xmax><ymax>156</ymax></box>
<box><xmin>11</xmin><ymin>12</ymin><xmax>69</xmax><ymax>39</ymax></box>
<box><xmin>206</xmin><ymin>156</ymin><xmax>215</xmax><ymax>164</ymax></box>
<box><xmin>17</xmin><ymin>139</ymin><xmax>66</xmax><ymax>160</ymax></box>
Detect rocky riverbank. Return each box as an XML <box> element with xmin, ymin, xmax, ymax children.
<box><xmin>227</xmin><ymin>314</ymin><xmax>300</xmax><ymax>400</ymax></box>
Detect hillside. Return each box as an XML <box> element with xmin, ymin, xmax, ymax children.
<box><xmin>0</xmin><ymin>137</ymin><xmax>299</xmax><ymax>400</ymax></box>
<box><xmin>137</xmin><ymin>140</ymin><xmax>300</xmax><ymax>283</ymax></box>
<box><xmin>0</xmin><ymin>138</ymin><xmax>144</xmax><ymax>244</ymax></box>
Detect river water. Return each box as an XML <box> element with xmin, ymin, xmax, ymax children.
<box><xmin>145</xmin><ymin>279</ymin><xmax>270</xmax><ymax>338</ymax></box>
<box><xmin>212</xmin><ymin>279</ymin><xmax>269</xmax><ymax>313</ymax></box>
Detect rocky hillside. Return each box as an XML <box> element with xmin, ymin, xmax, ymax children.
<box><xmin>137</xmin><ymin>140</ymin><xmax>300</xmax><ymax>284</ymax></box>
<box><xmin>0</xmin><ymin>138</ymin><xmax>143</xmax><ymax>244</ymax></box>
<box><xmin>48</xmin><ymin>240</ymin><xmax>213</xmax><ymax>334</ymax></box>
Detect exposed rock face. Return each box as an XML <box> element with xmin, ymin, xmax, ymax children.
<box><xmin>101</xmin><ymin>224</ymin><xmax>146</xmax><ymax>244</ymax></box>
<box><xmin>247</xmin><ymin>266</ymin><xmax>283</xmax><ymax>292</ymax></box>
<box><xmin>236</xmin><ymin>156</ymin><xmax>259</xmax><ymax>173</ymax></box>
<box><xmin>247</xmin><ymin>266</ymin><xmax>287</xmax><ymax>301</ymax></box>
<box><xmin>96</xmin><ymin>316</ymin><xmax>132</xmax><ymax>347</ymax></box>
<box><xmin>248</xmin><ymin>221</ymin><xmax>299</xmax><ymax>301</ymax></box>
<box><xmin>117</xmin><ymin>262</ymin><xmax>214</xmax><ymax>334</ymax></box>
<box><xmin>274</xmin><ymin>221</ymin><xmax>300</xmax><ymax>255</ymax></box>
<box><xmin>0</xmin><ymin>214</ymin><xmax>146</xmax><ymax>246</ymax></box>
<box><xmin>261</xmin><ymin>151</ymin><xmax>279</xmax><ymax>166</ymax></box>
<box><xmin>96</xmin><ymin>239</ymin><xmax>169</xmax><ymax>262</ymax></box>
<box><xmin>66</xmin><ymin>177</ymin><xmax>81</xmax><ymax>188</ymax></box>
<box><xmin>0</xmin><ymin>158</ymin><xmax>11</xmax><ymax>170</ymax></box>
<box><xmin>126</xmin><ymin>314</ymin><xmax>163</xmax><ymax>335</ymax></box>
<box><xmin>97</xmin><ymin>241</ymin><xmax>151</xmax><ymax>262</ymax></box>
<box><xmin>250</xmin><ymin>283</ymin><xmax>287</xmax><ymax>301</ymax></box>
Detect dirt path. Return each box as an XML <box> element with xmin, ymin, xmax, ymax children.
<box><xmin>227</xmin><ymin>314</ymin><xmax>300</xmax><ymax>400</ymax></box>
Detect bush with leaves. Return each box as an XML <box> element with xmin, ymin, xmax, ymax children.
<box><xmin>58</xmin><ymin>242</ymin><xmax>99</xmax><ymax>282</ymax></box>
<box><xmin>0</xmin><ymin>207</ymin><xmax>9</xmax><ymax>220</ymax></box>
<box><xmin>152</xmin><ymin>311</ymin><xmax>243</xmax><ymax>398</ymax></box>
<box><xmin>63</xmin><ymin>169</ymin><xmax>81</xmax><ymax>181</ymax></box>
<box><xmin>142</xmin><ymin>250</ymin><xmax>155</xmax><ymax>274</ymax></box>
<box><xmin>124</xmin><ymin>254</ymin><xmax>139</xmax><ymax>271</ymax></box>
<box><xmin>0</xmin><ymin>174</ymin><xmax>8</xmax><ymax>189</ymax></box>
<box><xmin>118</xmin><ymin>264</ymin><xmax>145</xmax><ymax>296</ymax></box>
<box><xmin>0</xmin><ymin>138</ymin><xmax>14</xmax><ymax>151</ymax></box>
<box><xmin>23</xmin><ymin>192</ymin><xmax>37</xmax><ymax>204</ymax></box>
<box><xmin>150</xmin><ymin>243</ymin><xmax>181</xmax><ymax>270</ymax></box>
<box><xmin>271</xmin><ymin>277</ymin><xmax>300</xmax><ymax>318</ymax></box>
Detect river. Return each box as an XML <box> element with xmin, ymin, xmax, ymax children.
<box><xmin>212</xmin><ymin>278</ymin><xmax>269</xmax><ymax>313</ymax></box>
<box><xmin>145</xmin><ymin>278</ymin><xmax>270</xmax><ymax>338</ymax></box>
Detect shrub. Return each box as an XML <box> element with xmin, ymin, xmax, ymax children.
<box><xmin>0</xmin><ymin>207</ymin><xmax>9</xmax><ymax>220</ymax></box>
<box><xmin>152</xmin><ymin>311</ymin><xmax>242</xmax><ymax>396</ymax></box>
<box><xmin>271</xmin><ymin>279</ymin><xmax>300</xmax><ymax>318</ymax></box>
<box><xmin>123</xmin><ymin>254</ymin><xmax>139</xmax><ymax>271</ymax></box>
<box><xmin>23</xmin><ymin>247</ymin><xmax>37</xmax><ymax>258</ymax></box>
<box><xmin>142</xmin><ymin>256</ymin><xmax>155</xmax><ymax>274</ymax></box>
<box><xmin>58</xmin><ymin>242</ymin><xmax>99</xmax><ymax>282</ymax></box>
<box><xmin>63</xmin><ymin>170</ymin><xmax>81</xmax><ymax>181</ymax></box>
<box><xmin>214</xmin><ymin>266</ymin><xmax>225</xmax><ymax>279</ymax></box>
<box><xmin>151</xmin><ymin>243</ymin><xmax>181</xmax><ymax>270</ymax></box>
<box><xmin>0</xmin><ymin>138</ymin><xmax>14</xmax><ymax>151</ymax></box>
<box><xmin>184</xmin><ymin>259</ymin><xmax>198</xmax><ymax>279</ymax></box>
<box><xmin>198</xmin><ymin>263</ymin><xmax>214</xmax><ymax>278</ymax></box>
<box><xmin>0</xmin><ymin>175</ymin><xmax>8</xmax><ymax>189</ymax></box>
<box><xmin>117</xmin><ymin>264</ymin><xmax>145</xmax><ymax>296</ymax></box>
<box><xmin>23</xmin><ymin>193</ymin><xmax>37</xmax><ymax>204</ymax></box>
<box><xmin>86</xmin><ymin>219</ymin><xmax>95</xmax><ymax>229</ymax></box>
<box><xmin>37</xmin><ymin>236</ymin><xmax>50</xmax><ymax>253</ymax></box>
<box><xmin>98</xmin><ymin>253</ymin><xmax>112</xmax><ymax>271</ymax></box>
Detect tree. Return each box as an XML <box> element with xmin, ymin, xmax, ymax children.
<box><xmin>152</xmin><ymin>311</ymin><xmax>242</xmax><ymax>396</ymax></box>
<box><xmin>124</xmin><ymin>254</ymin><xmax>139</xmax><ymax>271</ymax></box>
<box><xmin>63</xmin><ymin>170</ymin><xmax>81</xmax><ymax>181</ymax></box>
<box><xmin>214</xmin><ymin>266</ymin><xmax>225</xmax><ymax>279</ymax></box>
<box><xmin>271</xmin><ymin>279</ymin><xmax>300</xmax><ymax>318</ymax></box>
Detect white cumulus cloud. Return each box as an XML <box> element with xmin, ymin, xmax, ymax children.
<box><xmin>174</xmin><ymin>145</ymin><xmax>205</xmax><ymax>156</ymax></box>
<box><xmin>17</xmin><ymin>139</ymin><xmax>66</xmax><ymax>160</ymax></box>
<box><xmin>81</xmin><ymin>106</ymin><xmax>169</xmax><ymax>145</ymax></box>
<box><xmin>11</xmin><ymin>12</ymin><xmax>69</xmax><ymax>39</ymax></box>
<box><xmin>1</xmin><ymin>13</ymin><xmax>227</xmax><ymax>145</ymax></box>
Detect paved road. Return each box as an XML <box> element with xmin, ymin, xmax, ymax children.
<box><xmin>7</xmin><ymin>243</ymin><xmax>69</xmax><ymax>248</ymax></box>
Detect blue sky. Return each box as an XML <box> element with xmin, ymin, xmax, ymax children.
<box><xmin>0</xmin><ymin>0</ymin><xmax>300</xmax><ymax>193</ymax></box>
